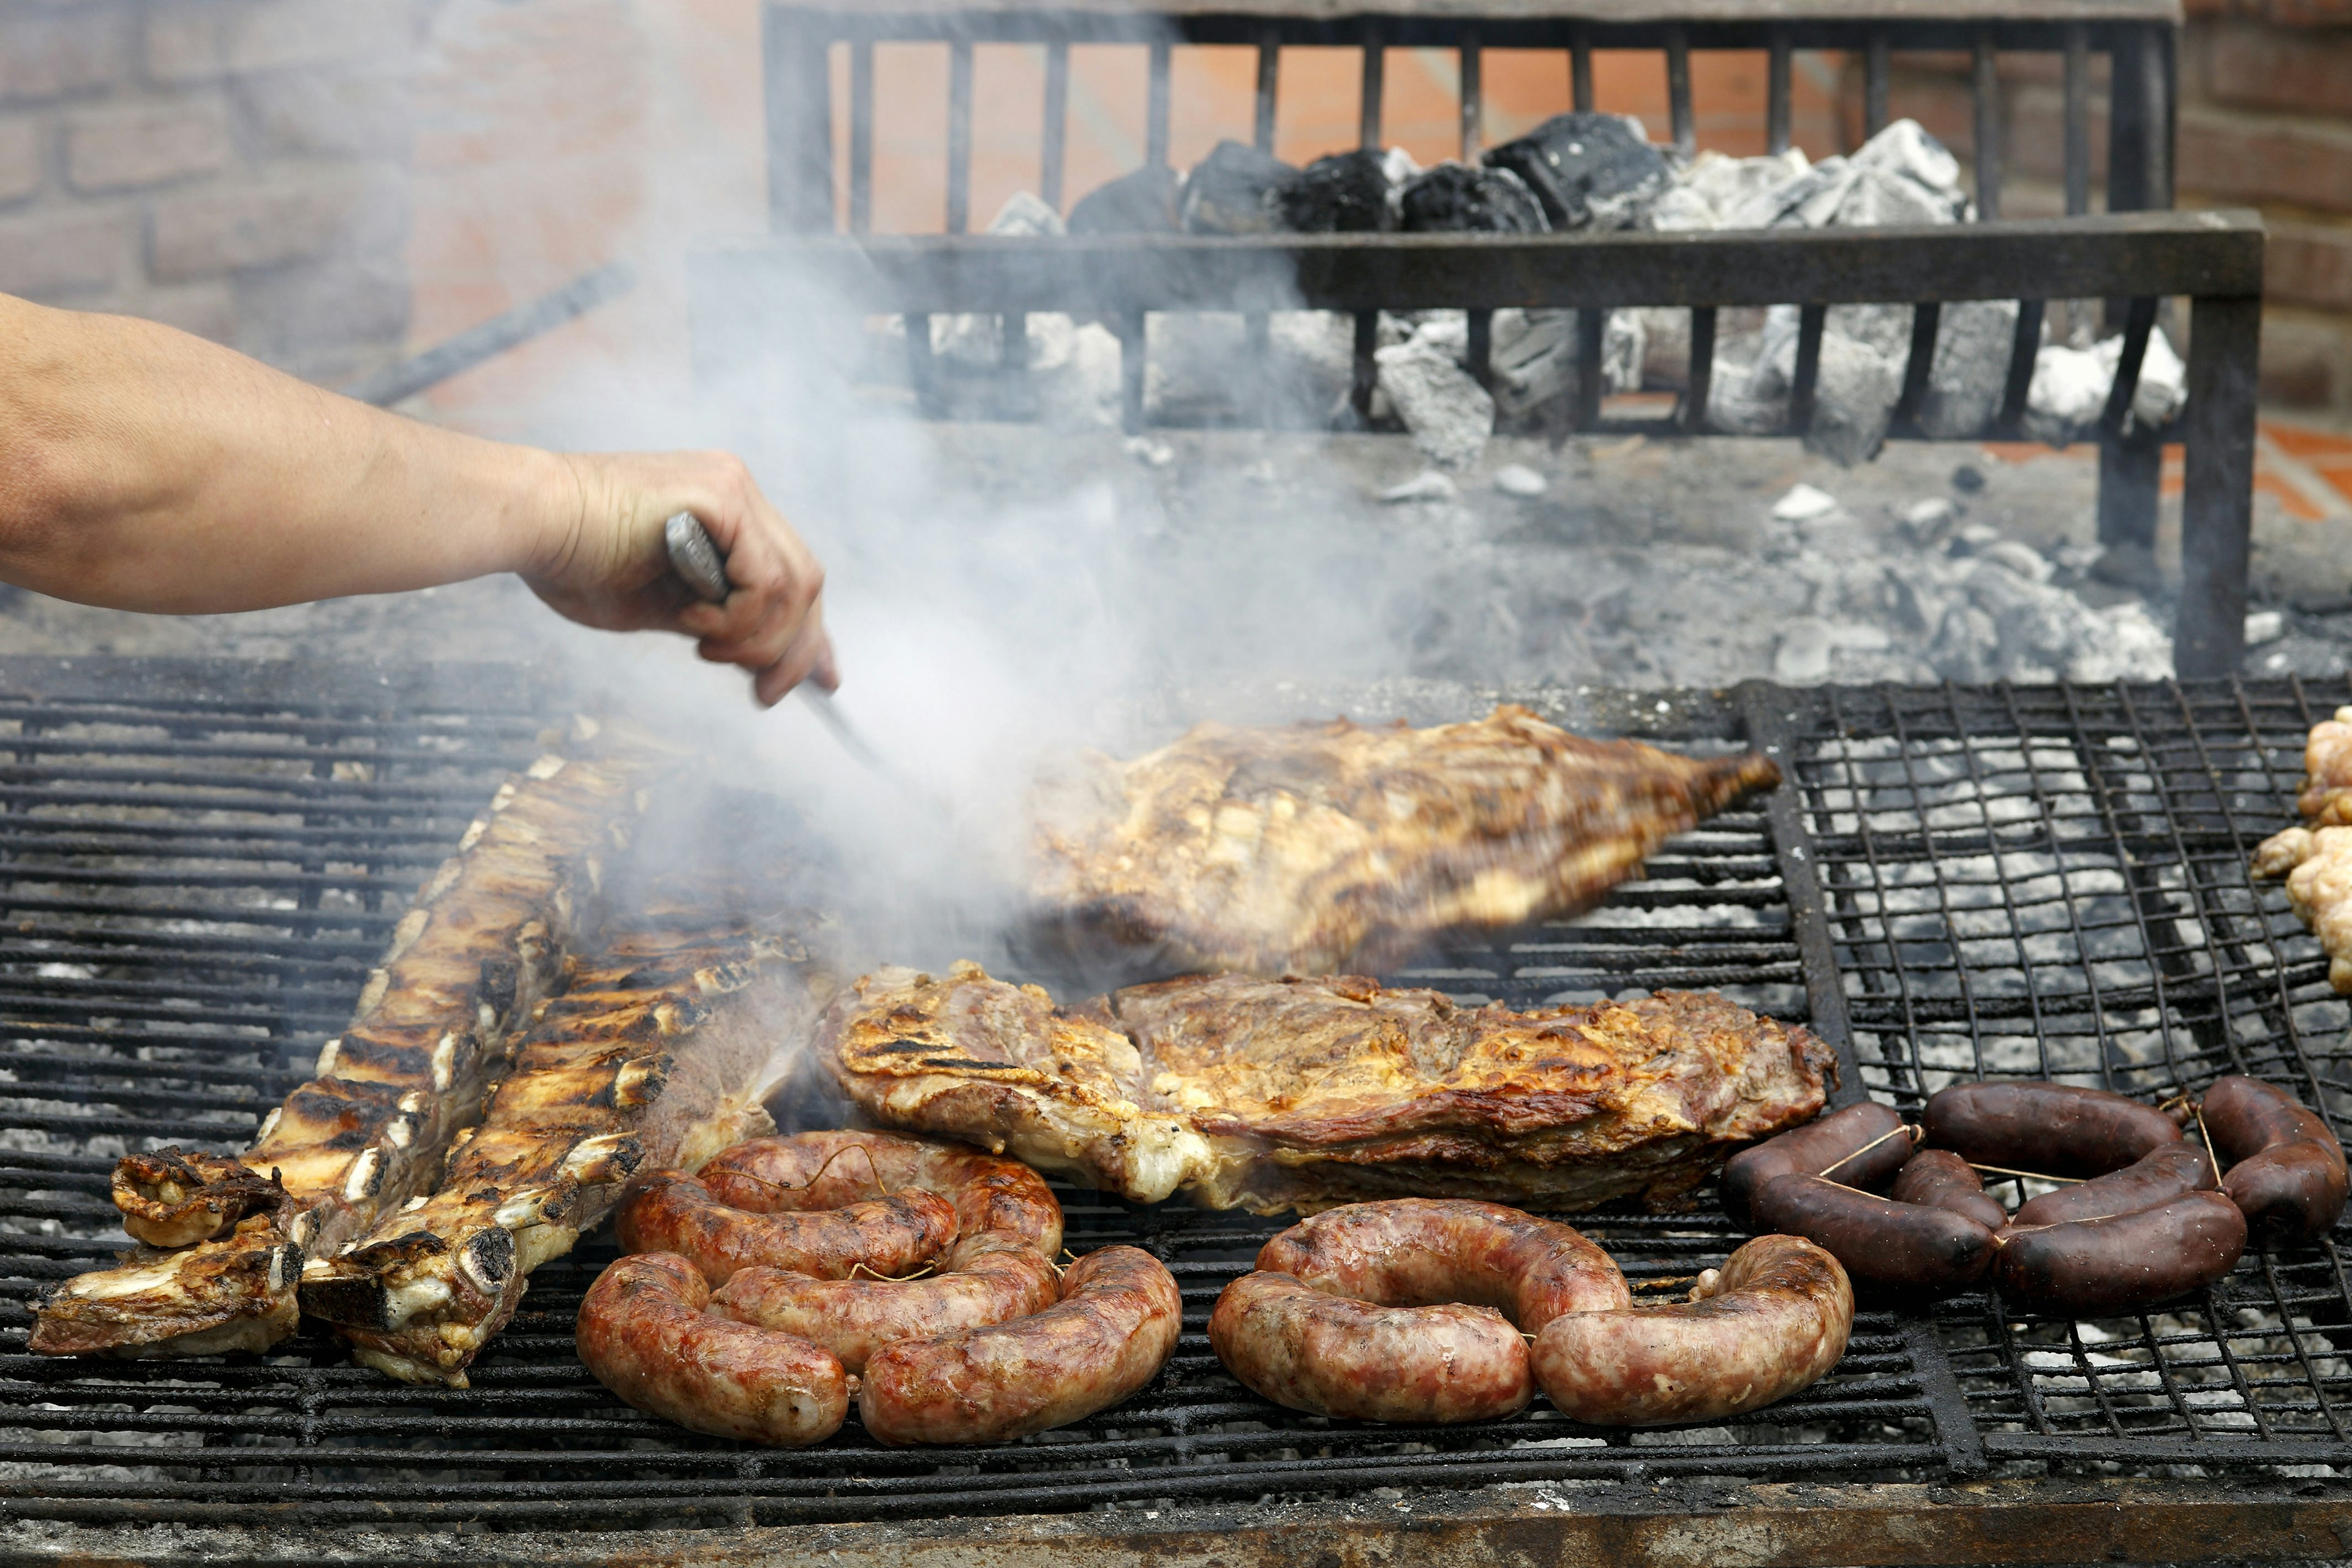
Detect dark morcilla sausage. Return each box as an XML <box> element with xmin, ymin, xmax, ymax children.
<box><xmin>2201</xmin><ymin>1076</ymin><xmax>2350</xmax><ymax>1246</ymax></box>
<box><xmin>1995</xmin><ymin>1191</ymin><xmax>2247</xmax><ymax>1316</ymax></box>
<box><xmin>1923</xmin><ymin>1082</ymin><xmax>2182</xmax><ymax>1178</ymax></box>
<box><xmin>2011</xmin><ymin>1144</ymin><xmax>2215</xmax><ymax>1229</ymax></box>
<box><xmin>1722</xmin><ymin>1103</ymin><xmax>1912</xmax><ymax>1226</ymax></box>
<box><xmin>1890</xmin><ymin>1148</ymin><xmax>2010</xmax><ymax>1231</ymax></box>
<box><xmin>1749</xmin><ymin>1173</ymin><xmax>1997</xmax><ymax>1292</ymax></box>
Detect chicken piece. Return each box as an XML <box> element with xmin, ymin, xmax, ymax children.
<box><xmin>826</xmin><ymin>963</ymin><xmax>1833</xmax><ymax>1214</ymax></box>
<box><xmin>1029</xmin><ymin>704</ymin><xmax>1781</xmax><ymax>977</ymax></box>
<box><xmin>31</xmin><ymin>729</ymin><xmax>674</xmax><ymax>1359</ymax></box>
<box><xmin>2253</xmin><ymin>707</ymin><xmax>2352</xmax><ymax>993</ymax></box>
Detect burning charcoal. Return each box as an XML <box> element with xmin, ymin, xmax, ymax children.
<box><xmin>989</xmin><ymin>190</ymin><xmax>1066</xmax><ymax>238</ymax></box>
<box><xmin>1744</xmin><ymin>310</ymin><xmax>1898</xmax><ymax>466</ymax></box>
<box><xmin>1281</xmin><ymin>149</ymin><xmax>1393</xmax><ymax>232</ymax></box>
<box><xmin>1482</xmin><ymin>113</ymin><xmax>1669</xmax><ymax>231</ymax></box>
<box><xmin>1645</xmin><ymin>184</ymin><xmax>1716</xmax><ymax>232</ymax></box>
<box><xmin>2022</xmin><ymin>342</ymin><xmax>2109</xmax><ymax>443</ymax></box>
<box><xmin>1068</xmin><ymin>165</ymin><xmax>1180</xmax><ymax>234</ymax></box>
<box><xmin>1684</xmin><ymin>148</ymin><xmax>1810</xmax><ymax>228</ymax></box>
<box><xmin>1398</xmin><ymin>163</ymin><xmax>1548</xmax><ymax>234</ymax></box>
<box><xmin>1831</xmin><ymin>167</ymin><xmax>1958</xmax><ymax>227</ymax></box>
<box><xmin>1850</xmin><ymin>119</ymin><xmax>1962</xmax><ymax>200</ymax></box>
<box><xmin>1916</xmin><ymin>300</ymin><xmax>2019</xmax><ymax>440</ymax></box>
<box><xmin>1492</xmin><ymin>463</ymin><xmax>1548</xmax><ymax>497</ymax></box>
<box><xmin>1374</xmin><ymin>337</ymin><xmax>1495</xmax><ymax>469</ymax></box>
<box><xmin>1180</xmin><ymin>140</ymin><xmax>1300</xmax><ymax>235</ymax></box>
<box><xmin>1487</xmin><ymin>308</ymin><xmax>1645</xmax><ymax>419</ymax></box>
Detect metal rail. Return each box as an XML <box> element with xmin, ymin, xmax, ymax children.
<box><xmin>695</xmin><ymin>212</ymin><xmax>2264</xmax><ymax>676</ymax></box>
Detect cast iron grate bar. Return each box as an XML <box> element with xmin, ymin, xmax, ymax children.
<box><xmin>2</xmin><ymin>663</ymin><xmax>2350</xmax><ymax>1536</ymax></box>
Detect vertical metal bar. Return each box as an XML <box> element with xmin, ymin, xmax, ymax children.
<box><xmin>1355</xmin><ymin>15</ymin><xmax>1382</xmax><ymax>399</ymax></box>
<box><xmin>1997</xmin><ymin>299</ymin><xmax>2044</xmax><ymax>433</ymax></box>
<box><xmin>1666</xmin><ymin>29</ymin><xmax>1693</xmax><ymax>156</ymax></box>
<box><xmin>1359</xmin><ymin>21</ymin><xmax>1384</xmax><ymax>149</ymax></box>
<box><xmin>1574</xmin><ymin>310</ymin><xmax>1604</xmax><ymax>429</ymax></box>
<box><xmin>2100</xmin><ymin>296</ymin><xmax>2159</xmax><ymax>434</ymax></box>
<box><xmin>1767</xmin><ymin>31</ymin><xmax>1792</xmax><ymax>156</ymax></box>
<box><xmin>1254</xmin><ymin>30</ymin><xmax>1279</xmax><ymax>153</ymax></box>
<box><xmin>2176</xmin><ymin>293</ymin><xmax>2260</xmax><ymax>680</ymax></box>
<box><xmin>946</xmin><ymin>37</ymin><xmax>973</xmax><ymax>234</ymax></box>
<box><xmin>1120</xmin><ymin>310</ymin><xmax>1148</xmax><ymax>434</ymax></box>
<box><xmin>848</xmin><ymin>37</ymin><xmax>875</xmax><ymax>234</ymax></box>
<box><xmin>2154</xmin><ymin>26</ymin><xmax>2176</xmax><ymax>208</ymax></box>
<box><xmin>761</xmin><ymin>7</ymin><xmax>834</xmax><ymax>235</ymax></box>
<box><xmin>2098</xmin><ymin>436</ymin><xmax>2163</xmax><ymax>548</ymax></box>
<box><xmin>1467</xmin><ymin>312</ymin><xmax>1492</xmax><ymax>389</ymax></box>
<box><xmin>1736</xmin><ymin>685</ymin><xmax>1866</xmax><ymax>1110</ymax></box>
<box><xmin>905</xmin><ymin>316</ymin><xmax>940</xmax><ymax>417</ymax></box>
<box><xmin>1351</xmin><ymin>311</ymin><xmax>1378</xmax><ymax>423</ymax></box>
<box><xmin>1041</xmin><ymin>39</ymin><xmax>1070</xmax><ymax>211</ymax></box>
<box><xmin>1683</xmin><ymin>306</ymin><xmax>1716</xmax><ymax>433</ymax></box>
<box><xmin>1972</xmin><ymin>32</ymin><xmax>2000</xmax><ymax>221</ymax></box>
<box><xmin>2063</xmin><ymin>26</ymin><xmax>2090</xmax><ymax>217</ymax></box>
<box><xmin>2108</xmin><ymin>32</ymin><xmax>2150</xmax><ymax>216</ymax></box>
<box><xmin>1894</xmin><ymin>301</ymin><xmax>1940</xmax><ymax>428</ymax></box>
<box><xmin>1459</xmin><ymin>29</ymin><xmax>1482</xmax><ymax>159</ymax></box>
<box><xmin>1571</xmin><ymin>23</ymin><xmax>1594</xmax><ymax>113</ymax></box>
<box><xmin>1147</xmin><ymin>39</ymin><xmax>1172</xmax><ymax>170</ymax></box>
<box><xmin>1864</xmin><ymin>31</ymin><xmax>1890</xmax><ymax>136</ymax></box>
<box><xmin>1789</xmin><ymin>304</ymin><xmax>1826</xmax><ymax>436</ymax></box>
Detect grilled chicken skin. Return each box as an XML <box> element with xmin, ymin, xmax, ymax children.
<box><xmin>1030</xmin><ymin>704</ymin><xmax>1780</xmax><ymax>976</ymax></box>
<box><xmin>32</xmin><ymin>730</ymin><xmax>673</xmax><ymax>1359</ymax></box>
<box><xmin>827</xmin><ymin>963</ymin><xmax>1833</xmax><ymax>1213</ymax></box>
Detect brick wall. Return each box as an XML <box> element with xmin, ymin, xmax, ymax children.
<box><xmin>0</xmin><ymin>0</ymin><xmax>437</xmax><ymax>385</ymax></box>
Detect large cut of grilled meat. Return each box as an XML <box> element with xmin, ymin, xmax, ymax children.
<box><xmin>1030</xmin><ymin>704</ymin><xmax>1781</xmax><ymax>977</ymax></box>
<box><xmin>300</xmin><ymin>895</ymin><xmax>828</xmax><ymax>1385</ymax></box>
<box><xmin>826</xmin><ymin>963</ymin><xmax>1833</xmax><ymax>1213</ymax></box>
<box><xmin>30</xmin><ymin>732</ymin><xmax>671</xmax><ymax>1359</ymax></box>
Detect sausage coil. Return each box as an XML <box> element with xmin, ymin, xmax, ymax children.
<box><xmin>2202</xmin><ymin>1076</ymin><xmax>2350</xmax><ymax>1246</ymax></box>
<box><xmin>712</xmin><ymin>1233</ymin><xmax>1061</xmax><ymax>1373</ymax></box>
<box><xmin>699</xmin><ymin>1131</ymin><xmax>1063</xmax><ymax>1258</ymax></box>
<box><xmin>576</xmin><ymin>1253</ymin><xmax>848</xmax><ymax>1446</ymax></box>
<box><xmin>1889</xmin><ymin>1148</ymin><xmax>2009</xmax><ymax>1232</ymax></box>
<box><xmin>1722</xmin><ymin>1103</ymin><xmax>1913</xmax><ymax>1225</ymax></box>
<box><xmin>1924</xmin><ymin>1082</ymin><xmax>2183</xmax><ymax>1177</ymax></box>
<box><xmin>1751</xmin><ymin>1172</ymin><xmax>1998</xmax><ymax>1291</ymax></box>
<box><xmin>1531</xmin><ymin>1235</ymin><xmax>1853</xmax><ymax>1427</ymax></box>
<box><xmin>1995</xmin><ymin>1191</ymin><xmax>2247</xmax><ymax>1316</ymax></box>
<box><xmin>614</xmin><ymin>1170</ymin><xmax>956</xmax><ymax>1287</ymax></box>
<box><xmin>2010</xmin><ymin>1144</ymin><xmax>2215</xmax><ymax>1230</ymax></box>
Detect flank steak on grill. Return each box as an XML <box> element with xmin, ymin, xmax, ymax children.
<box><xmin>824</xmin><ymin>963</ymin><xmax>1834</xmax><ymax>1213</ymax></box>
<box><xmin>1028</xmin><ymin>704</ymin><xmax>1781</xmax><ymax>977</ymax></box>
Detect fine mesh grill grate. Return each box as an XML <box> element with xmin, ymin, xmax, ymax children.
<box><xmin>1</xmin><ymin>662</ymin><xmax>2348</xmax><ymax>1534</ymax></box>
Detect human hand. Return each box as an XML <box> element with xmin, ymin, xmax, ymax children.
<box><xmin>526</xmin><ymin>450</ymin><xmax>836</xmax><ymax>706</ymax></box>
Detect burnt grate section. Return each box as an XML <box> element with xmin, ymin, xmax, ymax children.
<box><xmin>1792</xmin><ymin>679</ymin><xmax>2352</xmax><ymax>1465</ymax></box>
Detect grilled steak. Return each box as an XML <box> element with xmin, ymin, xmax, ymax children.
<box><xmin>31</xmin><ymin>730</ymin><xmax>671</xmax><ymax>1359</ymax></box>
<box><xmin>826</xmin><ymin>963</ymin><xmax>1833</xmax><ymax>1213</ymax></box>
<box><xmin>1030</xmin><ymin>704</ymin><xmax>1780</xmax><ymax>976</ymax></box>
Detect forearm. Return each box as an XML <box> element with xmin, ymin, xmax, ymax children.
<box><xmin>0</xmin><ymin>293</ymin><xmax>573</xmax><ymax>612</ymax></box>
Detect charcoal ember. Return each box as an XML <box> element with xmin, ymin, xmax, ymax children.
<box><xmin>1488</xmin><ymin>308</ymin><xmax>1644</xmax><ymax>418</ymax></box>
<box><xmin>1281</xmin><ymin>149</ymin><xmax>1393</xmax><ymax>232</ymax></box>
<box><xmin>1917</xmin><ymin>300</ymin><xmax>2019</xmax><ymax>440</ymax></box>
<box><xmin>1180</xmin><ymin>140</ymin><xmax>1300</xmax><ymax>235</ymax></box>
<box><xmin>1374</xmin><ymin>337</ymin><xmax>1495</xmax><ymax>468</ymax></box>
<box><xmin>1398</xmin><ymin>162</ymin><xmax>1548</xmax><ymax>233</ymax></box>
<box><xmin>1482</xmin><ymin>113</ymin><xmax>1669</xmax><ymax>230</ymax></box>
<box><xmin>1850</xmin><ymin>119</ymin><xmax>1962</xmax><ymax>203</ymax></box>
<box><xmin>1743</xmin><ymin>309</ymin><xmax>1899</xmax><ymax>465</ymax></box>
<box><xmin>1684</xmin><ymin>148</ymin><xmax>1811</xmax><ymax>228</ymax></box>
<box><xmin>1068</xmin><ymin>165</ymin><xmax>1180</xmax><ymax>234</ymax></box>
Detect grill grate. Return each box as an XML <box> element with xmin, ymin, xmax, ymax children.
<box><xmin>0</xmin><ymin>662</ymin><xmax>2347</xmax><ymax>1533</ymax></box>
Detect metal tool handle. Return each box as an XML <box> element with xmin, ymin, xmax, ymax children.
<box><xmin>664</xmin><ymin>512</ymin><xmax>731</xmax><ymax>603</ymax></box>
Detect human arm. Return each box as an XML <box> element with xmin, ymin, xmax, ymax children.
<box><xmin>0</xmin><ymin>292</ymin><xmax>834</xmax><ymax>704</ymax></box>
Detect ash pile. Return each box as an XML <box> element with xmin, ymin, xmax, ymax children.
<box><xmin>891</xmin><ymin>116</ymin><xmax>2185</xmax><ymax>476</ymax></box>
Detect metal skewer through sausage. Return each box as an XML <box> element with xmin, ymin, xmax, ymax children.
<box><xmin>2201</xmin><ymin>1076</ymin><xmax>2350</xmax><ymax>1246</ymax></box>
<box><xmin>1531</xmin><ymin>1235</ymin><xmax>1853</xmax><ymax>1427</ymax></box>
<box><xmin>1208</xmin><ymin>1199</ymin><xmax>1630</xmax><ymax>1425</ymax></box>
<box><xmin>698</xmin><ymin>1131</ymin><xmax>1063</xmax><ymax>1257</ymax></box>
<box><xmin>713</xmin><ymin>1234</ymin><xmax>1060</xmax><ymax>1373</ymax></box>
<box><xmin>1721</xmin><ymin>1103</ymin><xmax>1913</xmax><ymax>1226</ymax></box>
<box><xmin>2010</xmin><ymin>1143</ymin><xmax>2216</xmax><ymax>1230</ymax></box>
<box><xmin>1994</xmin><ymin>1190</ymin><xmax>2247</xmax><ymax>1316</ymax></box>
<box><xmin>1749</xmin><ymin>1173</ymin><xmax>1999</xmax><ymax>1291</ymax></box>
<box><xmin>575</xmin><ymin>1252</ymin><xmax>848</xmax><ymax>1446</ymax></box>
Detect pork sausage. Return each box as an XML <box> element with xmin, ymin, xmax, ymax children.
<box><xmin>712</xmin><ymin>1233</ymin><xmax>1061</xmax><ymax>1373</ymax></box>
<box><xmin>1210</xmin><ymin>1273</ymin><xmax>1534</xmax><ymax>1424</ymax></box>
<box><xmin>1531</xmin><ymin>1235</ymin><xmax>1853</xmax><ymax>1427</ymax></box>
<box><xmin>1751</xmin><ymin>1173</ymin><xmax>1998</xmax><ymax>1291</ymax></box>
<box><xmin>2202</xmin><ymin>1075</ymin><xmax>2351</xmax><ymax>1246</ymax></box>
<box><xmin>1995</xmin><ymin>1190</ymin><xmax>2247</xmax><ymax>1316</ymax></box>
<box><xmin>699</xmin><ymin>1131</ymin><xmax>1063</xmax><ymax>1259</ymax></box>
<box><xmin>575</xmin><ymin>1252</ymin><xmax>847</xmax><ymax>1446</ymax></box>
<box><xmin>1722</xmin><ymin>1103</ymin><xmax>1912</xmax><ymax>1225</ymax></box>
<box><xmin>1254</xmin><ymin>1198</ymin><xmax>1631</xmax><ymax>1330</ymax></box>
<box><xmin>859</xmin><ymin>1245</ymin><xmax>1179</xmax><ymax>1445</ymax></box>
<box><xmin>1890</xmin><ymin>1148</ymin><xmax>2010</xmax><ymax>1231</ymax></box>
<box><xmin>2011</xmin><ymin>1143</ymin><xmax>2216</xmax><ymax>1229</ymax></box>
<box><xmin>614</xmin><ymin>1170</ymin><xmax>956</xmax><ymax>1286</ymax></box>
<box><xmin>1923</xmin><ymin>1082</ymin><xmax>2182</xmax><ymax>1177</ymax></box>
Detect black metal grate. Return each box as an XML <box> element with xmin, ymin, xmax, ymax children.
<box><xmin>1</xmin><ymin>662</ymin><xmax>2347</xmax><ymax>1534</ymax></box>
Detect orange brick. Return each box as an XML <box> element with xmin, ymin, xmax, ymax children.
<box><xmin>2178</xmin><ymin>105</ymin><xmax>2352</xmax><ymax>213</ymax></box>
<box><xmin>2203</xmin><ymin>18</ymin><xmax>2352</xmax><ymax>116</ymax></box>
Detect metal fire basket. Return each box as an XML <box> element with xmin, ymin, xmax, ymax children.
<box><xmin>696</xmin><ymin>0</ymin><xmax>2262</xmax><ymax>680</ymax></box>
<box><xmin>4</xmin><ymin>656</ymin><xmax>2352</xmax><ymax>1563</ymax></box>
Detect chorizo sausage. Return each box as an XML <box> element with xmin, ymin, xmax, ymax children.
<box><xmin>1531</xmin><ymin>1235</ymin><xmax>1853</xmax><ymax>1427</ymax></box>
<box><xmin>1923</xmin><ymin>1082</ymin><xmax>2182</xmax><ymax>1177</ymax></box>
<box><xmin>2010</xmin><ymin>1144</ymin><xmax>2216</xmax><ymax>1229</ymax></box>
<box><xmin>575</xmin><ymin>1252</ymin><xmax>847</xmax><ymax>1446</ymax></box>
<box><xmin>698</xmin><ymin>1131</ymin><xmax>1063</xmax><ymax>1259</ymax></box>
<box><xmin>614</xmin><ymin>1170</ymin><xmax>955</xmax><ymax>1287</ymax></box>
<box><xmin>1890</xmin><ymin>1148</ymin><xmax>2010</xmax><ymax>1231</ymax></box>
<box><xmin>1995</xmin><ymin>1190</ymin><xmax>2247</xmax><ymax>1316</ymax></box>
<box><xmin>1751</xmin><ymin>1173</ymin><xmax>1998</xmax><ymax>1291</ymax></box>
<box><xmin>711</xmin><ymin>1233</ymin><xmax>1061</xmax><ymax>1373</ymax></box>
<box><xmin>1722</xmin><ymin>1103</ymin><xmax>1912</xmax><ymax>1225</ymax></box>
<box><xmin>1254</xmin><ymin>1198</ymin><xmax>1631</xmax><ymax>1330</ymax></box>
<box><xmin>2201</xmin><ymin>1076</ymin><xmax>2350</xmax><ymax>1246</ymax></box>
<box><xmin>1210</xmin><ymin>1273</ymin><xmax>1534</xmax><ymax>1424</ymax></box>
<box><xmin>859</xmin><ymin>1245</ymin><xmax>1180</xmax><ymax>1445</ymax></box>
